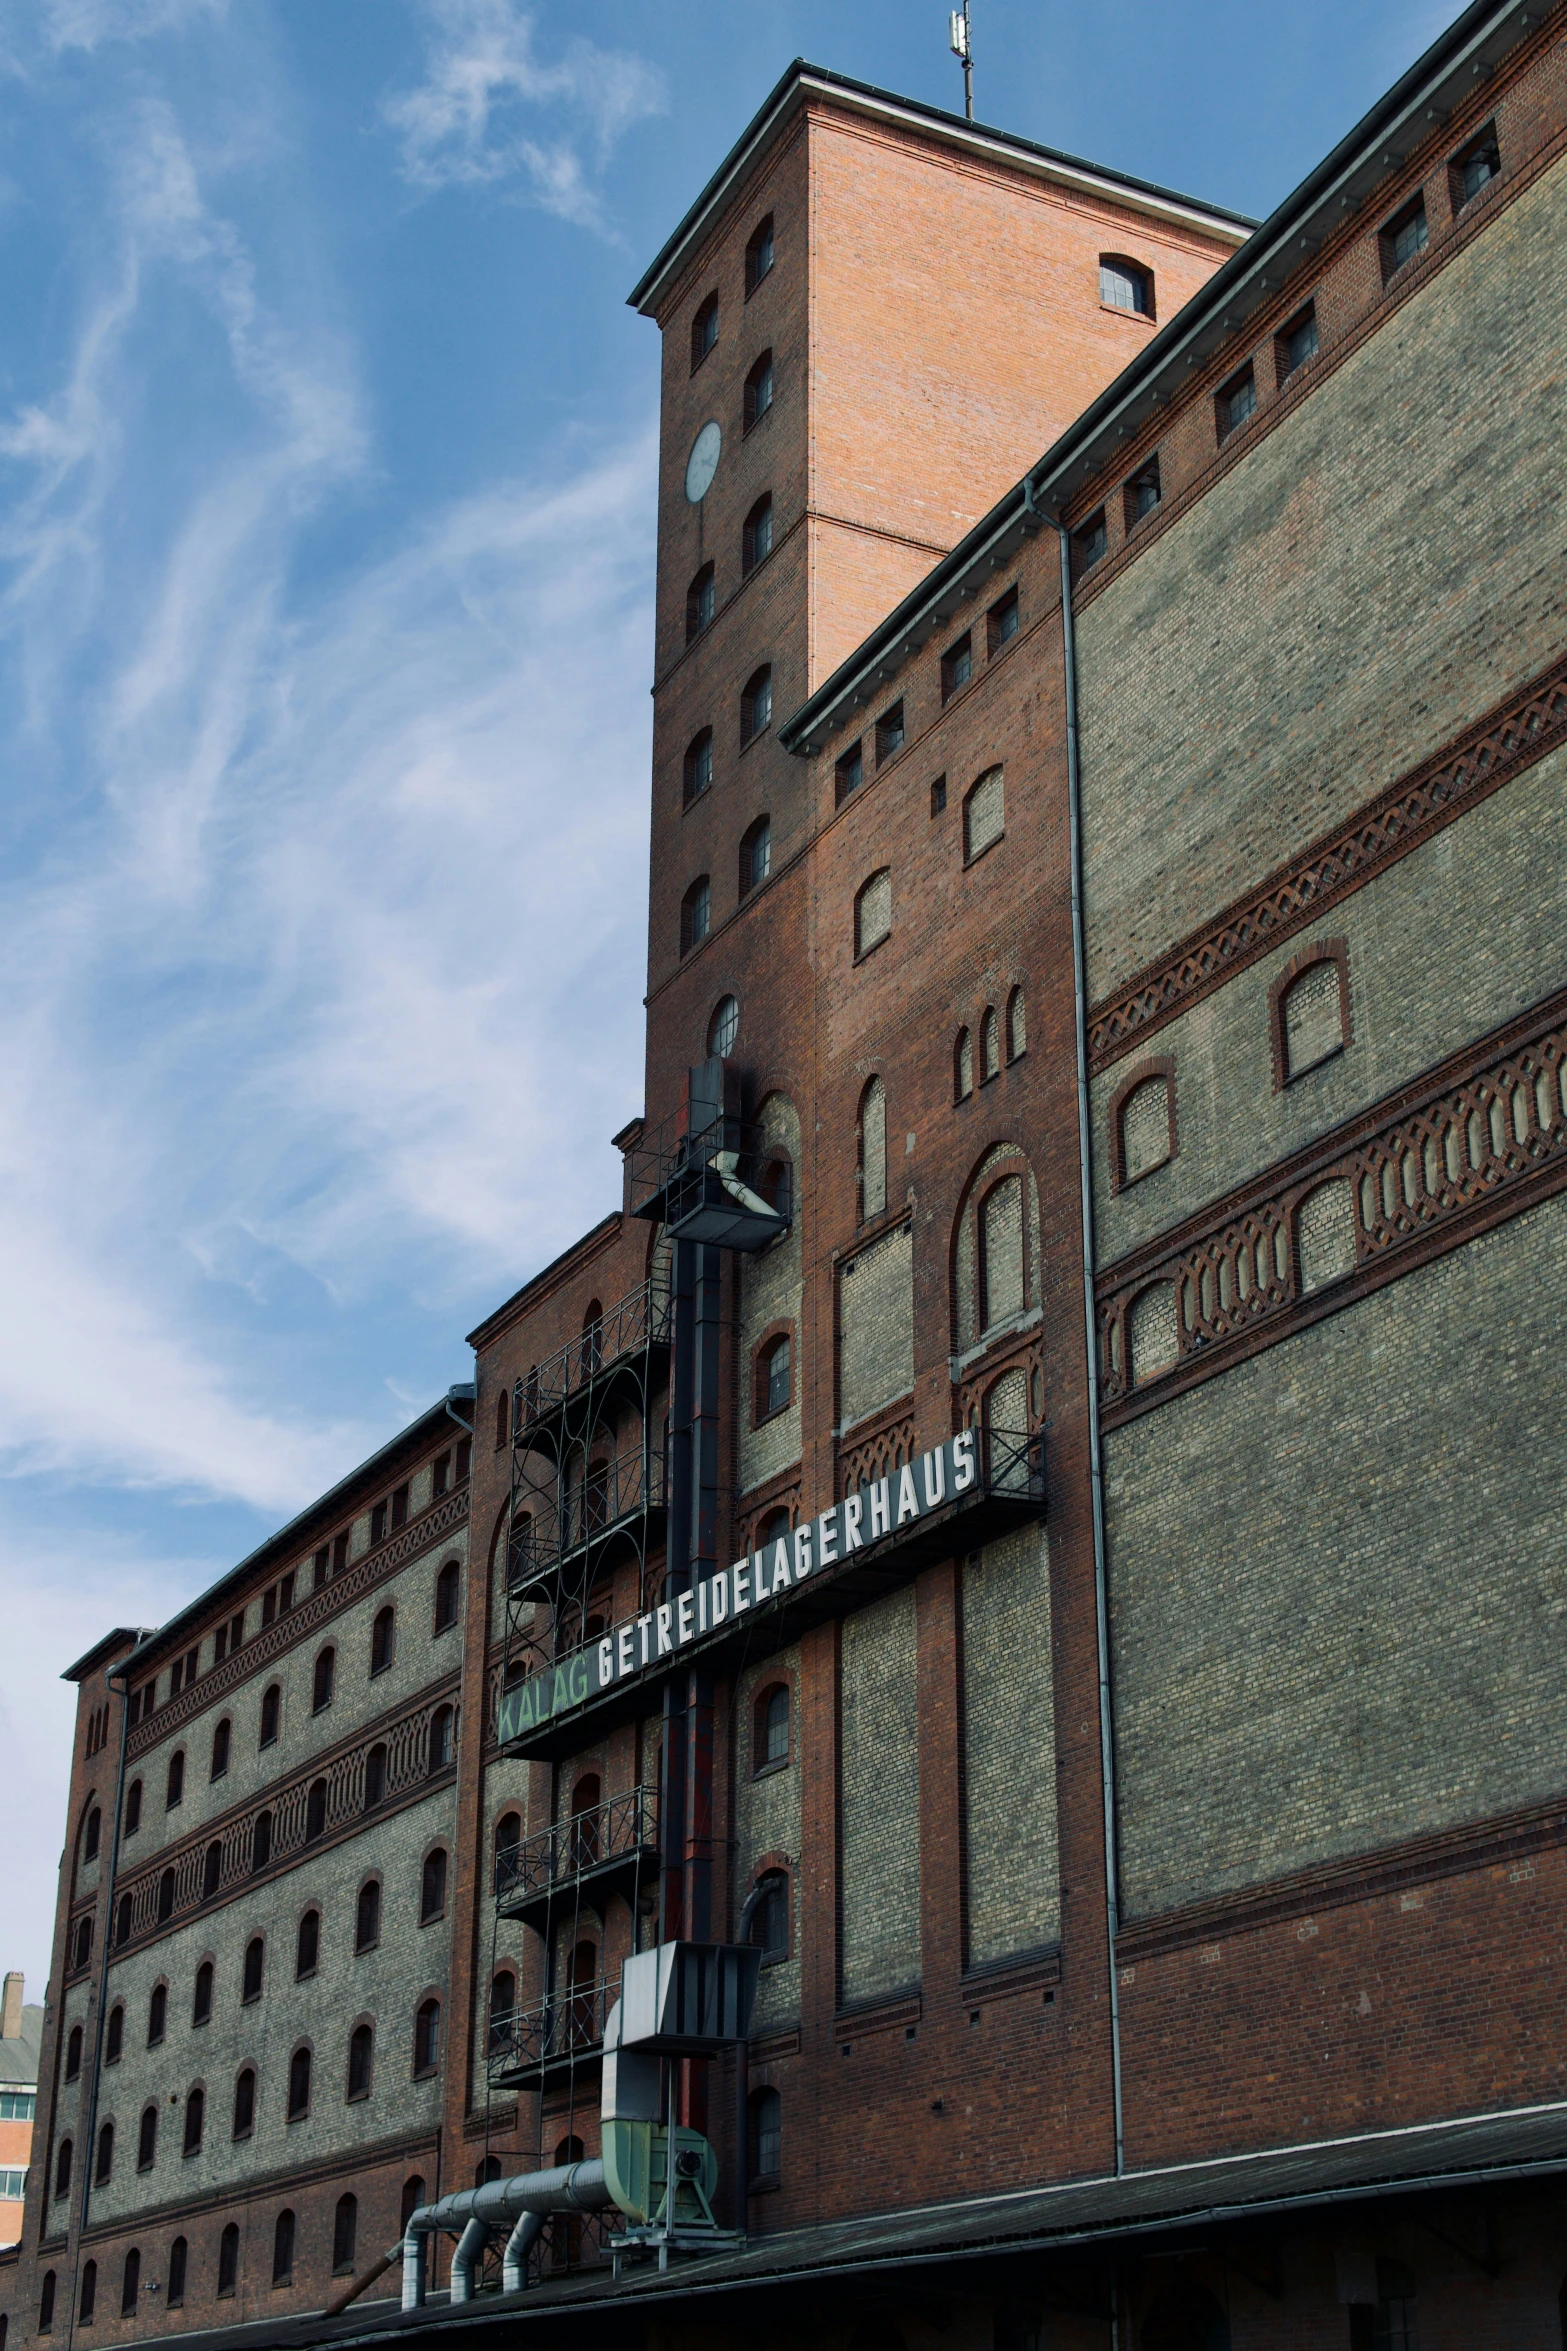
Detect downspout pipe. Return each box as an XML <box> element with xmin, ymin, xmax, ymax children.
<box><xmin>501</xmin><ymin>2210</ymin><xmax>547</xmax><ymax>2292</ymax></box>
<box><xmin>401</xmin><ymin>2161</ymin><xmax>610</xmax><ymax>2309</ymax></box>
<box><xmin>732</xmin><ymin>1881</ymin><xmax>768</xmax><ymax>2231</ymax></box>
<box><xmin>1056</xmin><ymin>513</ymin><xmax>1125</xmax><ymax>2182</ymax></box>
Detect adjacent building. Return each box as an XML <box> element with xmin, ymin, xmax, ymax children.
<box><xmin>4</xmin><ymin>0</ymin><xmax>1567</xmax><ymax>2343</ymax></box>
<box><xmin>1</xmin><ymin>1977</ymin><xmax>42</xmax><ymax>2253</ymax></box>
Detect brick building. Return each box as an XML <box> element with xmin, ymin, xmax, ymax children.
<box><xmin>1</xmin><ymin>1977</ymin><xmax>43</xmax><ymax>2253</ymax></box>
<box><xmin>4</xmin><ymin>0</ymin><xmax>1567</xmax><ymax>2344</ymax></box>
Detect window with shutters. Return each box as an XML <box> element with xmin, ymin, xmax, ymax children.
<box><xmin>1110</xmin><ymin>1061</ymin><xmax>1176</xmax><ymax>1191</ymax></box>
<box><xmin>963</xmin><ymin>767</ymin><xmax>1004</xmax><ymax>863</ymax></box>
<box><xmin>854</xmin><ymin>869</ymin><xmax>891</xmax><ymax>960</ymax></box>
<box><xmin>1269</xmin><ymin>942</ymin><xmax>1351</xmax><ymax>1087</ymax></box>
<box><xmin>858</xmin><ymin>1076</ymin><xmax>886</xmax><ymax>1223</ymax></box>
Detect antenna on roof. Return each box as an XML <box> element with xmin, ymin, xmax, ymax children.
<box><xmin>948</xmin><ymin>1</ymin><xmax>974</xmax><ymax>120</ymax></box>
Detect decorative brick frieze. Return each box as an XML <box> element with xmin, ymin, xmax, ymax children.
<box><xmin>111</xmin><ymin>1676</ymin><xmax>459</xmax><ymax>1957</ymax></box>
<box><xmin>1099</xmin><ymin>985</ymin><xmax>1567</xmax><ymax>1424</ymax></box>
<box><xmin>76</xmin><ymin>2127</ymin><xmax>439</xmax><ymax>2244</ymax></box>
<box><xmin>955</xmin><ymin>1327</ymin><xmax>1043</xmax><ymax>1441</ymax></box>
<box><xmin>834</xmin><ymin>1398</ymin><xmax>916</xmax><ymax>1498</ymax></box>
<box><xmin>126</xmin><ymin>1486</ymin><xmax>469</xmax><ymax>1760</ymax></box>
<box><xmin>1087</xmin><ymin>658</ymin><xmax>1567</xmax><ymax>1075</ymax></box>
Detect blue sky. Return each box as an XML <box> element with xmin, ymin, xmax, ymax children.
<box><xmin>0</xmin><ymin>0</ymin><xmax>1446</xmax><ymax>1991</ymax></box>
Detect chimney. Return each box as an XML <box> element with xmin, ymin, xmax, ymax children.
<box><xmin>1</xmin><ymin>1973</ymin><xmax>22</xmax><ymax>2039</ymax></box>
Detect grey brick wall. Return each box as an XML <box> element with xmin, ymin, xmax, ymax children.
<box><xmin>739</xmin><ymin>1096</ymin><xmax>804</xmax><ymax>1493</ymax></box>
<box><xmin>734</xmin><ymin>1648</ymin><xmax>802</xmax><ymax>2034</ymax></box>
<box><xmin>962</xmin><ymin>1526</ymin><xmax>1060</xmax><ymax>1967</ymax></box>
<box><xmin>839</xmin><ymin>1588</ymin><xmax>920</xmax><ymax>2005</ymax></box>
<box><xmin>1078</xmin><ymin>152</ymin><xmax>1567</xmax><ymax>1005</ymax></box>
<box><xmin>1107</xmin><ymin>1191</ymin><xmax>1567</xmax><ymax>1918</ymax></box>
<box><xmin>839</xmin><ymin>1222</ymin><xmax>913</xmax><ymax>1431</ymax></box>
<box><xmin>1093</xmin><ymin>742</ymin><xmax>1567</xmax><ymax>1260</ymax></box>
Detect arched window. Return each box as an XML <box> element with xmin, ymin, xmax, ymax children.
<box><xmin>355</xmin><ymin>1880</ymin><xmax>381</xmax><ymax>1953</ymax></box>
<box><xmin>77</xmin><ymin>2263</ymin><xmax>96</xmax><ymax>2324</ymax></box>
<box><xmin>858</xmin><ymin>1075</ymin><xmax>887</xmax><ymax>1223</ymax></box>
<box><xmin>680</xmin><ymin>875</ymin><xmax>711</xmax><ymax>956</ymax></box>
<box><xmin>954</xmin><ymin>1028</ymin><xmax>973</xmax><ymax>1102</ymax></box>
<box><xmin>685</xmin><ymin>561</ymin><xmax>715</xmax><ymax>643</ymax></box>
<box><xmin>95</xmin><ymin>2121</ymin><xmax>114</xmax><ymax>2183</ymax></box>
<box><xmin>854</xmin><ymin>868</ymin><xmax>891</xmax><ymax>959</ymax></box>
<box><xmin>475</xmin><ymin>2154</ymin><xmax>505</xmax><ymax>2188</ymax></box>
<box><xmin>742</xmin><ymin>493</ymin><xmax>773</xmax><ymax>576</ymax></box>
<box><xmin>1273</xmin><ymin>945</ymin><xmax>1351</xmax><ymax>1085</ymax></box>
<box><xmin>580</xmin><ymin>1297</ymin><xmax>603</xmax><ymax>1377</ymax></box>
<box><xmin>370</xmin><ymin>1605</ymin><xmax>395</xmax><ymax>1677</ymax></box>
<box><xmin>182</xmin><ymin>2085</ymin><xmax>204</xmax><ymax>2156</ymax></box>
<box><xmin>120</xmin><ymin>2248</ymin><xmax>141</xmax><ymax>2318</ymax></box>
<box><xmin>760</xmin><ymin>1154</ymin><xmax>791</xmax><ymax>1217</ymax></box>
<box><xmin>306</xmin><ymin>1776</ymin><xmax>328</xmax><ymax>1840</ymax></box>
<box><xmin>347</xmin><ymin>2022</ymin><xmax>374</xmax><ymax>2100</ymax></box>
<box><xmin>1127</xmin><ymin>1280</ymin><xmax>1180</xmax><ymax>1386</ymax></box>
<box><xmin>570</xmin><ymin>1774</ymin><xmax>603</xmax><ymax>1871</ymax></box>
<box><xmin>286</xmin><ymin>2045</ymin><xmax>311</xmax><ymax>2120</ymax></box>
<box><xmin>193</xmin><ymin>1960</ymin><xmax>214</xmax><ymax>2024</ymax></box>
<box><xmin>749</xmin><ymin>2085</ymin><xmax>782</xmax><ymax>2180</ymax></box>
<box><xmin>210</xmin><ymin>1717</ymin><xmax>231</xmax><ymax>1781</ymax></box>
<box><xmin>1139</xmin><ymin>2277</ymin><xmax>1229</xmax><ymax>2350</ymax></box>
<box><xmin>741</xmin><ymin>665</ymin><xmax>772</xmax><ymax>747</ymax></box>
<box><xmin>72</xmin><ymin>1917</ymin><xmax>92</xmax><ymax>1971</ymax></box>
<box><xmin>430</xmin><ymin>1703</ymin><xmax>455</xmax><ymax>1771</ymax></box>
<box><xmin>332</xmin><ymin>2192</ymin><xmax>358</xmax><ymax>2276</ymax></box>
<box><xmin>259</xmin><ymin>1683</ymin><xmax>281</xmax><ymax>1748</ymax></box>
<box><xmin>83</xmin><ymin>1805</ymin><xmax>100</xmax><ymax>1863</ymax></box>
<box><xmin>493</xmin><ymin>1813</ymin><xmax>522</xmax><ymax>1896</ymax></box>
<box><xmin>106</xmin><ymin>2004</ymin><xmax>124</xmax><ymax>2063</ymax></box>
<box><xmin>756</xmin><ymin>1332</ymin><xmax>791</xmax><ymax>1423</ymax></box>
<box><xmin>39</xmin><ymin>2271</ymin><xmax>56</xmax><ymax>2333</ymax></box>
<box><xmin>707</xmin><ymin>994</ymin><xmax>740</xmax><ymax>1058</ymax></box>
<box><xmin>147</xmin><ymin>1982</ymin><xmax>167</xmax><ymax>2047</ymax></box>
<box><xmin>218</xmin><ymin>2221</ymin><xmax>240</xmax><ymax>2295</ymax></box>
<box><xmin>1006</xmin><ymin>986</ymin><xmax>1026</xmax><ymax>1062</ymax></box>
<box><xmin>420</xmin><ymin>1848</ymin><xmax>448</xmax><ymax>1923</ymax></box>
<box><xmin>745</xmin><ymin>213</ymin><xmax>774</xmax><ymax>293</ymax></box>
<box><xmin>981</xmin><ymin>1005</ymin><xmax>1000</xmax><ymax>1081</ymax></box>
<box><xmin>566</xmin><ymin>1939</ymin><xmax>599</xmax><ymax>2047</ymax></box>
<box><xmin>232</xmin><ymin>2067</ymin><xmax>256</xmax><ymax>2139</ymax></box>
<box><xmin>65</xmin><ymin>2024</ymin><xmax>83</xmax><ymax>2080</ymax></box>
<box><xmin>116</xmin><ymin>1894</ymin><xmax>132</xmax><ymax>1946</ymax></box>
<box><xmin>979</xmin><ymin>1175</ymin><xmax>1026</xmax><ymax>1332</ymax></box>
<box><xmin>296</xmin><ymin>1909</ymin><xmax>320</xmax><ymax>1980</ymax></box>
<box><xmin>690</xmin><ymin>290</ymin><xmax>717</xmax><ymax>372</ymax></box>
<box><xmin>1112</xmin><ymin>1063</ymin><xmax>1175</xmax><ymax>1190</ymax></box>
<box><xmin>156</xmin><ymin>1867</ymin><xmax>175</xmax><ymax>1923</ymax></box>
<box><xmin>137</xmin><ymin>2103</ymin><xmax>158</xmax><ymax>2170</ymax></box>
<box><xmin>243</xmin><ymin>1936</ymin><xmax>264</xmax><ymax>2004</ymax></box>
<box><xmin>739</xmin><ymin>814</ymin><xmax>771</xmax><ymax>897</ymax></box>
<box><xmin>683</xmin><ymin>726</ymin><xmax>713</xmax><ymax>806</ymax></box>
<box><xmin>364</xmin><ymin>1743</ymin><xmax>388</xmax><ymax>1810</ymax></box>
<box><xmin>54</xmin><ymin>2138</ymin><xmax>72</xmax><ymax>2197</ymax></box>
<box><xmin>749</xmin><ymin>1869</ymin><xmax>788</xmax><ymax>1958</ymax></box>
<box><xmin>744</xmin><ymin>348</ymin><xmax>774</xmax><ymax>429</ymax></box>
<box><xmin>167</xmin><ymin>2238</ymin><xmax>187</xmax><ymax>2309</ymax></box>
<box><xmin>272</xmin><ymin>2208</ymin><xmax>295</xmax><ymax>2286</ymax></box>
<box><xmin>494</xmin><ymin>1387</ymin><xmax>509</xmax><ymax>1450</ymax></box>
<box><xmin>165</xmin><ymin>1749</ymin><xmax>185</xmax><ymax>1810</ymax></box>
<box><xmin>754</xmin><ymin>1682</ymin><xmax>790</xmax><ymax>1773</ymax></box>
<box><xmin>434</xmin><ymin>1558</ymin><xmax>460</xmax><ymax>1632</ymax></box>
<box><xmin>400</xmin><ymin>2176</ymin><xmax>426</xmax><ymax>2232</ymax></box>
<box><xmin>1099</xmin><ymin>253</ymin><xmax>1154</xmax><ymax>316</ymax></box>
<box><xmin>488</xmin><ymin>1971</ymin><xmax>517</xmax><ymax>2053</ymax></box>
<box><xmin>964</xmin><ymin>766</ymin><xmax>1005</xmax><ymax>864</ymax></box>
<box><xmin>124</xmin><ymin>1778</ymin><xmax>142</xmax><ymax>1835</ymax></box>
<box><xmin>311</xmin><ymin>1646</ymin><xmax>335</xmax><ymax>1713</ymax></box>
<box><xmin>414</xmin><ymin>1999</ymin><xmax>441</xmax><ymax>2078</ymax></box>
<box><xmin>202</xmin><ymin>1839</ymin><xmax>222</xmax><ymax>1902</ymax></box>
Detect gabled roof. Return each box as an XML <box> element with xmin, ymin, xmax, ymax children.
<box><xmin>0</xmin><ymin>2005</ymin><xmax>43</xmax><ymax>2088</ymax></box>
<box><xmin>627</xmin><ymin>57</ymin><xmax>1254</xmax><ymax>318</ymax></box>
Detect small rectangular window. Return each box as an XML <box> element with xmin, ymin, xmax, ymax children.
<box><xmin>1277</xmin><ymin>303</ymin><xmax>1319</xmax><ymax>380</ymax></box>
<box><xmin>391</xmin><ymin>1483</ymin><xmax>409</xmax><ymax>1530</ymax></box>
<box><xmin>1123</xmin><ymin>459</ymin><xmax>1161</xmax><ymax>532</ymax></box>
<box><xmin>835</xmin><ymin>740</ymin><xmax>863</xmax><ymax>805</ymax></box>
<box><xmin>1217</xmin><ymin>364</ymin><xmax>1257</xmax><ymax>441</ymax></box>
<box><xmin>277</xmin><ymin>1573</ymin><xmax>294</xmax><ymax>1613</ymax></box>
<box><xmin>874</xmin><ymin>702</ymin><xmax>904</xmax><ymax>765</ymax></box>
<box><xmin>1451</xmin><ymin>122</ymin><xmax>1500</xmax><ymax>208</ymax></box>
<box><xmin>370</xmin><ymin>1501</ymin><xmax>388</xmax><ymax>1546</ymax></box>
<box><xmin>930</xmin><ymin>776</ymin><xmax>947</xmax><ymax>816</ymax></box>
<box><xmin>1381</xmin><ymin>193</ymin><xmax>1428</xmax><ymax>280</ymax></box>
<box><xmin>332</xmin><ymin>1530</ymin><xmax>349</xmax><ymax>1573</ymax></box>
<box><xmin>986</xmin><ymin>587</ymin><xmax>1019</xmax><ymax>655</ymax></box>
<box><xmin>1075</xmin><ymin>510</ymin><xmax>1107</xmax><ymax>573</ymax></box>
<box><xmin>432</xmin><ymin>1450</ymin><xmax>450</xmax><ymax>1497</ymax></box>
<box><xmin>941</xmin><ymin>632</ymin><xmax>973</xmax><ymax>703</ymax></box>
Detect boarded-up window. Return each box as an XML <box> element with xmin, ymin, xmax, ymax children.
<box><xmin>964</xmin><ymin>767</ymin><xmax>1004</xmax><ymax>862</ymax></box>
<box><xmin>954</xmin><ymin>1029</ymin><xmax>972</xmax><ymax>1101</ymax></box>
<box><xmin>980</xmin><ymin>1178</ymin><xmax>1025</xmax><ymax>1331</ymax></box>
<box><xmin>1121</xmin><ymin>1075</ymin><xmax>1172</xmax><ymax>1183</ymax></box>
<box><xmin>1297</xmin><ymin>1178</ymin><xmax>1357</xmax><ymax>1292</ymax></box>
<box><xmin>839</xmin><ymin>1223</ymin><xmax>914</xmax><ymax>1429</ymax></box>
<box><xmin>1128</xmin><ymin>1282</ymin><xmax>1179</xmax><ymax>1385</ymax></box>
<box><xmin>859</xmin><ymin>1077</ymin><xmax>886</xmax><ymax>1222</ymax></box>
<box><xmin>964</xmin><ymin>1527</ymin><xmax>1058</xmax><ymax>1965</ymax></box>
<box><xmin>840</xmin><ymin>1587</ymin><xmax>919</xmax><ymax>2002</ymax></box>
<box><xmin>1283</xmin><ymin>959</ymin><xmax>1345</xmax><ymax>1080</ymax></box>
<box><xmin>981</xmin><ymin>1007</ymin><xmax>1000</xmax><ymax>1081</ymax></box>
<box><xmin>855</xmin><ymin>869</ymin><xmax>891</xmax><ymax>957</ymax></box>
<box><xmin>1006</xmin><ymin>987</ymin><xmax>1026</xmax><ymax>1062</ymax></box>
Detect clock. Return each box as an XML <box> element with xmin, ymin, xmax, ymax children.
<box><xmin>685</xmin><ymin>420</ymin><xmax>722</xmax><ymax>504</ymax></box>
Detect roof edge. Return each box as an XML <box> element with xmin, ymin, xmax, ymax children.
<box><xmin>466</xmin><ymin>1210</ymin><xmax>624</xmax><ymax>1353</ymax></box>
<box><xmin>62</xmin><ymin>1627</ymin><xmax>148</xmax><ymax>1684</ymax></box>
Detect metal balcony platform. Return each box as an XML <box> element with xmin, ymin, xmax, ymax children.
<box><xmin>512</xmin><ymin>1278</ymin><xmax>670</xmax><ymax>1446</ymax></box>
<box><xmin>486</xmin><ymin>1983</ymin><xmax>612</xmax><ymax>2090</ymax></box>
<box><xmin>494</xmin><ymin>1786</ymin><xmax>659</xmax><ymax>1937</ymax></box>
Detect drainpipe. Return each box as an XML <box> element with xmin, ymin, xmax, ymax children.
<box><xmin>1056</xmin><ymin>513</ymin><xmax>1125</xmax><ymax>2183</ymax></box>
<box><xmin>444</xmin><ymin>1382</ymin><xmax>475</xmax><ymax>1436</ymax></box>
<box><xmin>67</xmin><ymin>1659</ymin><xmax>133</xmax><ymax>2351</ymax></box>
<box><xmin>448</xmin><ymin>2216</ymin><xmax>491</xmax><ymax>2303</ymax></box>
<box><xmin>500</xmin><ymin>2210</ymin><xmax>546</xmax><ymax>2292</ymax></box>
<box><xmin>731</xmin><ymin>1879</ymin><xmax>768</xmax><ymax>2231</ymax></box>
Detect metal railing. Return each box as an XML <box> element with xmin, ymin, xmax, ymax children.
<box><xmin>493</xmin><ymin>1784</ymin><xmax>658</xmax><ymax>1909</ymax></box>
<box><xmin>508</xmin><ymin>1449</ymin><xmax>667</xmax><ymax>1590</ymax></box>
<box><xmin>513</xmin><ymin>1279</ymin><xmax>670</xmax><ymax>1430</ymax></box>
<box><xmin>485</xmin><ymin>1978</ymin><xmax>613</xmax><ymax>2078</ymax></box>
<box><xmin>983</xmin><ymin>1424</ymin><xmax>1046</xmax><ymax>1500</ymax></box>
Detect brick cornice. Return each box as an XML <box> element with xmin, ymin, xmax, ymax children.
<box><xmin>1088</xmin><ymin>655</ymin><xmax>1567</xmax><ymax>1074</ymax></box>
<box><xmin>126</xmin><ymin>1486</ymin><xmax>470</xmax><ymax>1760</ymax></box>
<box><xmin>1098</xmin><ymin>982</ymin><xmax>1567</xmax><ymax>1425</ymax></box>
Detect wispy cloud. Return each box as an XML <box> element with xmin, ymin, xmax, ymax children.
<box><xmin>383</xmin><ymin>0</ymin><xmax>665</xmax><ymax>231</ymax></box>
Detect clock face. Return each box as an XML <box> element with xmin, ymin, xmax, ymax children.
<box><xmin>685</xmin><ymin>420</ymin><xmax>722</xmax><ymax>504</ymax></box>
